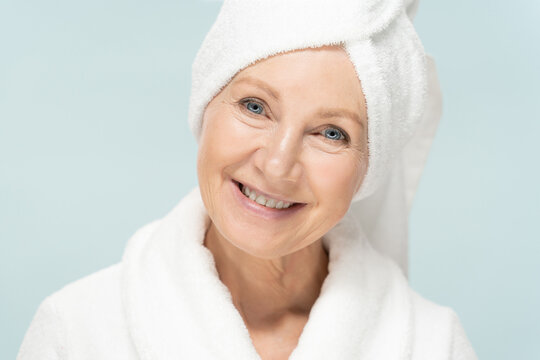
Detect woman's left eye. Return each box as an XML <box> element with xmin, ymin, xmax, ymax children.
<box><xmin>243</xmin><ymin>99</ymin><xmax>265</xmax><ymax>115</ymax></box>
<box><xmin>322</xmin><ymin>127</ymin><xmax>347</xmax><ymax>142</ymax></box>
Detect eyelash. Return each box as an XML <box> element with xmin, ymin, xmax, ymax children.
<box><xmin>238</xmin><ymin>98</ymin><xmax>350</xmax><ymax>143</ymax></box>
<box><xmin>320</xmin><ymin>126</ymin><xmax>349</xmax><ymax>143</ymax></box>
<box><xmin>239</xmin><ymin>98</ymin><xmax>267</xmax><ymax>116</ymax></box>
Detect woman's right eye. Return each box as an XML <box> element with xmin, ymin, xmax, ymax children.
<box><xmin>241</xmin><ymin>99</ymin><xmax>265</xmax><ymax>115</ymax></box>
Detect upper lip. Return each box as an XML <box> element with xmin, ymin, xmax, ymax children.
<box><xmin>234</xmin><ymin>179</ymin><xmax>303</xmax><ymax>204</ymax></box>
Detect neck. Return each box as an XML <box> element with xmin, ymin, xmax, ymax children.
<box><xmin>204</xmin><ymin>223</ymin><xmax>329</xmax><ymax>328</ymax></box>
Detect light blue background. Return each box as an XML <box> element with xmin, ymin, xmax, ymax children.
<box><xmin>1</xmin><ymin>1</ymin><xmax>539</xmax><ymax>358</ymax></box>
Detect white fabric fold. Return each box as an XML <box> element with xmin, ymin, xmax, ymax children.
<box><xmin>122</xmin><ymin>187</ymin><xmax>414</xmax><ymax>360</ymax></box>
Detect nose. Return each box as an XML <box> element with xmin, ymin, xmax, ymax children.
<box><xmin>253</xmin><ymin>126</ymin><xmax>303</xmax><ymax>184</ymax></box>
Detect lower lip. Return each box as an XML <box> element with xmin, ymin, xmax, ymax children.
<box><xmin>229</xmin><ymin>179</ymin><xmax>306</xmax><ymax>221</ymax></box>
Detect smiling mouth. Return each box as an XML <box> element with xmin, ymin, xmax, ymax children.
<box><xmin>234</xmin><ymin>181</ymin><xmax>301</xmax><ymax>210</ymax></box>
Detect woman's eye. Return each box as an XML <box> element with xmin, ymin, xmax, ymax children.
<box><xmin>244</xmin><ymin>100</ymin><xmax>265</xmax><ymax>115</ymax></box>
<box><xmin>323</xmin><ymin>127</ymin><xmax>347</xmax><ymax>142</ymax></box>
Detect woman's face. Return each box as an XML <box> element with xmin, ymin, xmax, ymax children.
<box><xmin>197</xmin><ymin>45</ymin><xmax>368</xmax><ymax>259</ymax></box>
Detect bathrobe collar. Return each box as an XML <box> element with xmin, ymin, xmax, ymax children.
<box><xmin>121</xmin><ymin>187</ymin><xmax>413</xmax><ymax>359</ymax></box>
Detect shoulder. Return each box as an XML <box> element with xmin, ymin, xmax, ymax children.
<box><xmin>46</xmin><ymin>263</ymin><xmax>123</xmax><ymax>318</ymax></box>
<box><xmin>18</xmin><ymin>216</ymin><xmax>174</xmax><ymax>360</ymax></box>
<box><xmin>47</xmin><ymin>219</ymin><xmax>163</xmax><ymax>325</ymax></box>
<box><xmin>44</xmin><ymin>217</ymin><xmax>162</xmax><ymax>308</ymax></box>
<box><xmin>409</xmin><ymin>289</ymin><xmax>478</xmax><ymax>360</ymax></box>
<box><xmin>18</xmin><ymin>264</ymin><xmax>138</xmax><ymax>359</ymax></box>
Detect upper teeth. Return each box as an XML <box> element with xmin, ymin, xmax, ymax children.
<box><xmin>241</xmin><ymin>184</ymin><xmax>293</xmax><ymax>209</ymax></box>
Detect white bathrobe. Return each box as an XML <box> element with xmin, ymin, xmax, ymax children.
<box><xmin>17</xmin><ymin>187</ymin><xmax>477</xmax><ymax>360</ymax></box>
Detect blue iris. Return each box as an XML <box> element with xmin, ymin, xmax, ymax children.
<box><xmin>246</xmin><ymin>101</ymin><xmax>263</xmax><ymax>114</ymax></box>
<box><xmin>324</xmin><ymin>128</ymin><xmax>344</xmax><ymax>141</ymax></box>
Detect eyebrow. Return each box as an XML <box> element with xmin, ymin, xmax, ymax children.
<box><xmin>233</xmin><ymin>76</ymin><xmax>280</xmax><ymax>101</ymax></box>
<box><xmin>318</xmin><ymin>109</ymin><xmax>366</xmax><ymax>130</ymax></box>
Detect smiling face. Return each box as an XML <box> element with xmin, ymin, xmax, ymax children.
<box><xmin>197</xmin><ymin>45</ymin><xmax>368</xmax><ymax>259</ymax></box>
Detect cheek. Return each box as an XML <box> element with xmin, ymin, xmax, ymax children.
<box><xmin>197</xmin><ymin>109</ymin><xmax>260</xmax><ymax>180</ymax></box>
<box><xmin>307</xmin><ymin>152</ymin><xmax>363</xmax><ymax>213</ymax></box>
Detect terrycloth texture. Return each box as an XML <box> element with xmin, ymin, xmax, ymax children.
<box><xmin>187</xmin><ymin>0</ymin><xmax>443</xmax><ymax>273</ymax></box>
<box><xmin>350</xmin><ymin>55</ymin><xmax>442</xmax><ymax>274</ymax></box>
<box><xmin>18</xmin><ymin>188</ymin><xmax>478</xmax><ymax>360</ymax></box>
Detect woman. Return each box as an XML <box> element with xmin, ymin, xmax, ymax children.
<box><xmin>17</xmin><ymin>0</ymin><xmax>477</xmax><ymax>359</ymax></box>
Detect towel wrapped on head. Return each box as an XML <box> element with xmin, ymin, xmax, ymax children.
<box><xmin>188</xmin><ymin>0</ymin><xmax>442</xmax><ymax>273</ymax></box>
